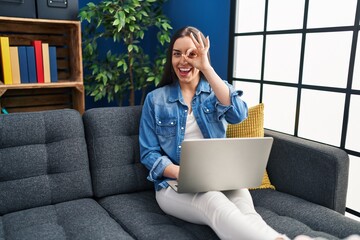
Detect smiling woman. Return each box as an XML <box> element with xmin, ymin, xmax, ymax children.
<box><xmin>138</xmin><ymin>26</ymin><xmax>296</xmax><ymax>240</ymax></box>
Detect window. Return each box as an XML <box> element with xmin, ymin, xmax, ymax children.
<box><xmin>229</xmin><ymin>0</ymin><xmax>360</xmax><ymax>220</ymax></box>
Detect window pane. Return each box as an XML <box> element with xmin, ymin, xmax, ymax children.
<box><xmin>347</xmin><ymin>155</ymin><xmax>360</xmax><ymax>215</ymax></box>
<box><xmin>233</xmin><ymin>36</ymin><xmax>263</xmax><ymax>79</ymax></box>
<box><xmin>346</xmin><ymin>95</ymin><xmax>360</xmax><ymax>152</ymax></box>
<box><xmin>352</xmin><ymin>33</ymin><xmax>360</xmax><ymax>90</ymax></box>
<box><xmin>267</xmin><ymin>0</ymin><xmax>304</xmax><ymax>31</ymax></box>
<box><xmin>307</xmin><ymin>0</ymin><xmax>357</xmax><ymax>28</ymax></box>
<box><xmin>263</xmin><ymin>85</ymin><xmax>297</xmax><ymax>134</ymax></box>
<box><xmin>233</xmin><ymin>81</ymin><xmax>261</xmax><ymax>107</ymax></box>
<box><xmin>302</xmin><ymin>32</ymin><xmax>352</xmax><ymax>88</ymax></box>
<box><xmin>264</xmin><ymin>34</ymin><xmax>302</xmax><ymax>83</ymax></box>
<box><xmin>298</xmin><ymin>90</ymin><xmax>345</xmax><ymax>146</ymax></box>
<box><xmin>235</xmin><ymin>0</ymin><xmax>265</xmax><ymax>33</ymax></box>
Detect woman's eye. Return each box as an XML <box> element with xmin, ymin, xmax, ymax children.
<box><xmin>173</xmin><ymin>52</ymin><xmax>181</xmax><ymax>57</ymax></box>
<box><xmin>188</xmin><ymin>51</ymin><xmax>197</xmax><ymax>58</ymax></box>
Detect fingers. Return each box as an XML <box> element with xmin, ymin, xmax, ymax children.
<box><xmin>190</xmin><ymin>32</ymin><xmax>210</xmax><ymax>50</ymax></box>
<box><xmin>190</xmin><ymin>32</ymin><xmax>200</xmax><ymax>48</ymax></box>
<box><xmin>197</xmin><ymin>32</ymin><xmax>205</xmax><ymax>49</ymax></box>
<box><xmin>183</xmin><ymin>32</ymin><xmax>211</xmax><ymax>69</ymax></box>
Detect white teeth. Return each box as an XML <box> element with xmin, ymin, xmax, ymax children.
<box><xmin>179</xmin><ymin>68</ymin><xmax>191</xmax><ymax>72</ymax></box>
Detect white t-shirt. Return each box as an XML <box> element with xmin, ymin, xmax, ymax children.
<box><xmin>184</xmin><ymin>111</ymin><xmax>204</xmax><ymax>140</ymax></box>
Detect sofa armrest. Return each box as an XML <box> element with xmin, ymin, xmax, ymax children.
<box><xmin>264</xmin><ymin>129</ymin><xmax>349</xmax><ymax>214</ymax></box>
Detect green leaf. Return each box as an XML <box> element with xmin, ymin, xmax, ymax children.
<box><xmin>106</xmin><ymin>71</ymin><xmax>113</xmax><ymax>80</ymax></box>
<box><xmin>115</xmin><ymin>84</ymin><xmax>120</xmax><ymax>93</ymax></box>
<box><xmin>128</xmin><ymin>44</ymin><xmax>133</xmax><ymax>52</ymax></box>
<box><xmin>94</xmin><ymin>93</ymin><xmax>102</xmax><ymax>102</ymax></box>
<box><xmin>159</xmin><ymin>35</ymin><xmax>165</xmax><ymax>45</ymax></box>
<box><xmin>113</xmin><ymin>18</ymin><xmax>120</xmax><ymax>26</ymax></box>
<box><xmin>161</xmin><ymin>22</ymin><xmax>169</xmax><ymax>30</ymax></box>
<box><xmin>123</xmin><ymin>62</ymin><xmax>128</xmax><ymax>72</ymax></box>
<box><xmin>107</xmin><ymin>94</ymin><xmax>112</xmax><ymax>103</ymax></box>
<box><xmin>133</xmin><ymin>45</ymin><xmax>139</xmax><ymax>53</ymax></box>
<box><xmin>117</xmin><ymin>60</ymin><xmax>124</xmax><ymax>67</ymax></box>
<box><xmin>146</xmin><ymin>76</ymin><xmax>155</xmax><ymax>82</ymax></box>
<box><xmin>87</xmin><ymin>2</ymin><xmax>96</xmax><ymax>8</ymax></box>
<box><xmin>116</xmin><ymin>11</ymin><xmax>126</xmax><ymax>32</ymax></box>
<box><xmin>90</xmin><ymin>89</ymin><xmax>99</xmax><ymax>96</ymax></box>
<box><xmin>84</xmin><ymin>43</ymin><xmax>93</xmax><ymax>55</ymax></box>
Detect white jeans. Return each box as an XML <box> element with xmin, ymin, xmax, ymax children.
<box><xmin>156</xmin><ymin>187</ymin><xmax>286</xmax><ymax>240</ymax></box>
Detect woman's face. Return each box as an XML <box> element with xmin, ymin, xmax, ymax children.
<box><xmin>172</xmin><ymin>36</ymin><xmax>200</xmax><ymax>85</ymax></box>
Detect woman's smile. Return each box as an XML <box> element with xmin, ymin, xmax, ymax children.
<box><xmin>178</xmin><ymin>67</ymin><xmax>192</xmax><ymax>76</ymax></box>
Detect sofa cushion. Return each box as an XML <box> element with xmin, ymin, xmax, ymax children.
<box><xmin>0</xmin><ymin>198</ymin><xmax>133</xmax><ymax>240</ymax></box>
<box><xmin>254</xmin><ymin>206</ymin><xmax>337</xmax><ymax>240</ymax></box>
<box><xmin>0</xmin><ymin>110</ymin><xmax>92</xmax><ymax>215</ymax></box>
<box><xmin>98</xmin><ymin>191</ymin><xmax>219</xmax><ymax>240</ymax></box>
<box><xmin>83</xmin><ymin>106</ymin><xmax>152</xmax><ymax>198</ymax></box>
<box><xmin>251</xmin><ymin>189</ymin><xmax>360</xmax><ymax>239</ymax></box>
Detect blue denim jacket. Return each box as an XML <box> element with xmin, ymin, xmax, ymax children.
<box><xmin>139</xmin><ymin>78</ymin><xmax>248</xmax><ymax>190</ymax></box>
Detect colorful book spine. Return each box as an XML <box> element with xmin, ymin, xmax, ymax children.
<box><xmin>31</xmin><ymin>40</ymin><xmax>44</xmax><ymax>83</ymax></box>
<box><xmin>0</xmin><ymin>37</ymin><xmax>13</xmax><ymax>84</ymax></box>
<box><xmin>9</xmin><ymin>47</ymin><xmax>21</xmax><ymax>84</ymax></box>
<box><xmin>42</xmin><ymin>43</ymin><xmax>51</xmax><ymax>83</ymax></box>
<box><xmin>26</xmin><ymin>46</ymin><xmax>37</xmax><ymax>83</ymax></box>
<box><xmin>49</xmin><ymin>46</ymin><xmax>58</xmax><ymax>82</ymax></box>
<box><xmin>18</xmin><ymin>46</ymin><xmax>29</xmax><ymax>83</ymax></box>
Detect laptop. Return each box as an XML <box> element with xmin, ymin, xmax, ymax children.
<box><xmin>167</xmin><ymin>137</ymin><xmax>273</xmax><ymax>193</ymax></box>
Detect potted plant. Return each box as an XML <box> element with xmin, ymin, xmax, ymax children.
<box><xmin>79</xmin><ymin>0</ymin><xmax>172</xmax><ymax>105</ymax></box>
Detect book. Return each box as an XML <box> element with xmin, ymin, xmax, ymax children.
<box><xmin>42</xmin><ymin>43</ymin><xmax>51</xmax><ymax>83</ymax></box>
<box><xmin>49</xmin><ymin>46</ymin><xmax>58</xmax><ymax>82</ymax></box>
<box><xmin>18</xmin><ymin>46</ymin><xmax>29</xmax><ymax>83</ymax></box>
<box><xmin>26</xmin><ymin>46</ymin><xmax>37</xmax><ymax>83</ymax></box>
<box><xmin>31</xmin><ymin>40</ymin><xmax>44</xmax><ymax>83</ymax></box>
<box><xmin>9</xmin><ymin>47</ymin><xmax>21</xmax><ymax>84</ymax></box>
<box><xmin>0</xmin><ymin>37</ymin><xmax>13</xmax><ymax>84</ymax></box>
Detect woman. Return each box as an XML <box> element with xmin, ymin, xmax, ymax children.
<box><xmin>139</xmin><ymin>26</ymin><xmax>288</xmax><ymax>240</ymax></box>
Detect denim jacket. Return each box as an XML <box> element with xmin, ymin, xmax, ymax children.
<box><xmin>139</xmin><ymin>78</ymin><xmax>248</xmax><ymax>190</ymax></box>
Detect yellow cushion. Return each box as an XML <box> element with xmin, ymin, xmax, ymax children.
<box><xmin>226</xmin><ymin>103</ymin><xmax>275</xmax><ymax>190</ymax></box>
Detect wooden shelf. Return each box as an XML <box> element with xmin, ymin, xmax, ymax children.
<box><xmin>0</xmin><ymin>16</ymin><xmax>84</xmax><ymax>114</ymax></box>
<box><xmin>0</xmin><ymin>82</ymin><xmax>83</xmax><ymax>91</ymax></box>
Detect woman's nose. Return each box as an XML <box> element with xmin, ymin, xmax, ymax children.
<box><xmin>180</xmin><ymin>54</ymin><xmax>188</xmax><ymax>64</ymax></box>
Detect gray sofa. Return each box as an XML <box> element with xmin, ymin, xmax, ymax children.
<box><xmin>0</xmin><ymin>106</ymin><xmax>359</xmax><ymax>240</ymax></box>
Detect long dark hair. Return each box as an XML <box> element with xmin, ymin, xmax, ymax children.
<box><xmin>157</xmin><ymin>26</ymin><xmax>211</xmax><ymax>88</ymax></box>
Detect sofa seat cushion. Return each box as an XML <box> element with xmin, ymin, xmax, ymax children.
<box><xmin>0</xmin><ymin>198</ymin><xmax>133</xmax><ymax>240</ymax></box>
<box><xmin>98</xmin><ymin>190</ymin><xmax>219</xmax><ymax>240</ymax></box>
<box><xmin>255</xmin><ymin>206</ymin><xmax>337</xmax><ymax>239</ymax></box>
<box><xmin>251</xmin><ymin>189</ymin><xmax>360</xmax><ymax>239</ymax></box>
